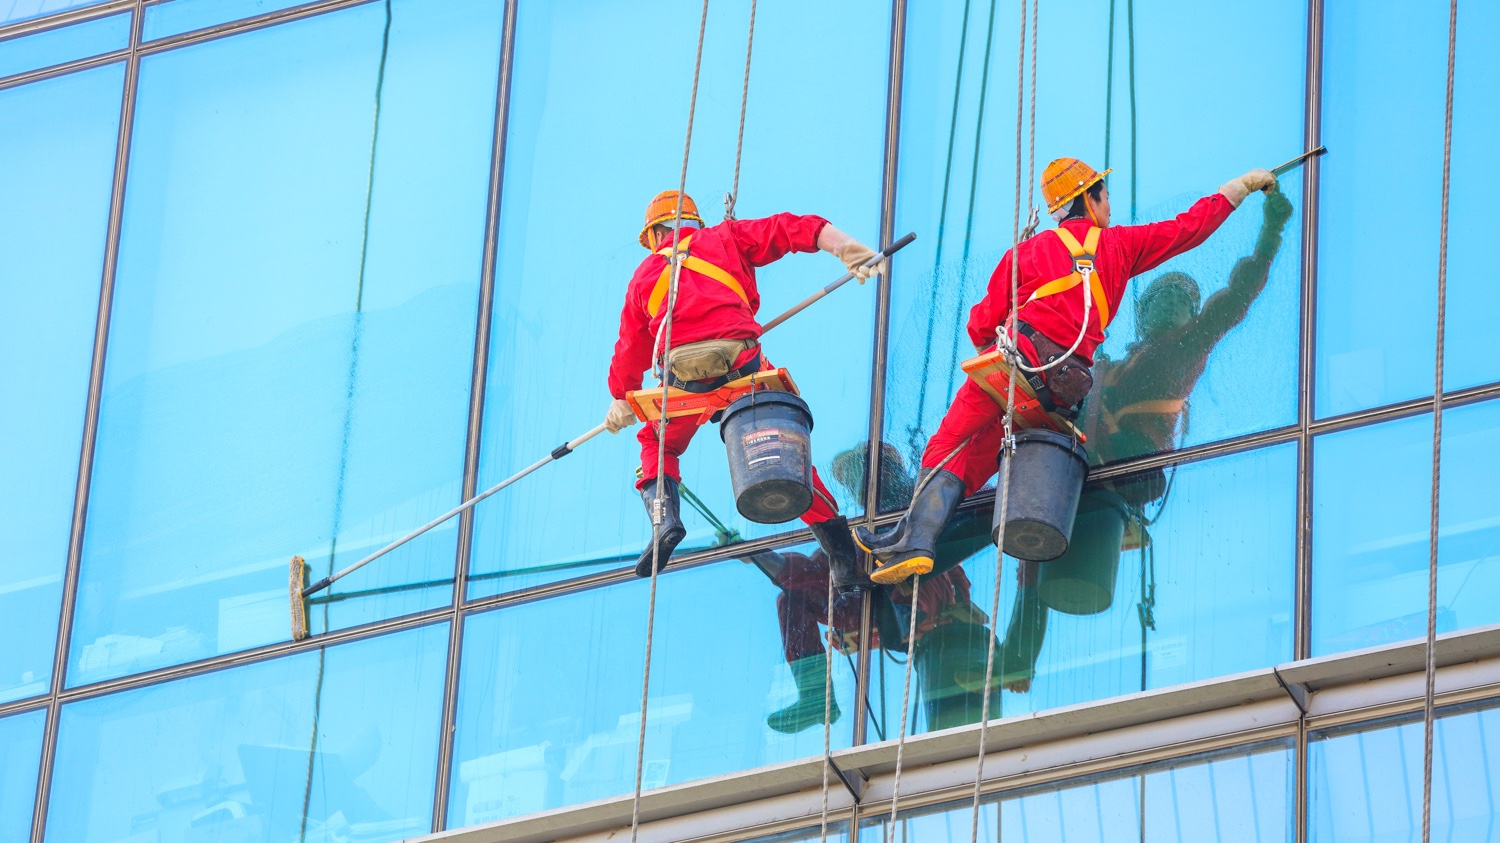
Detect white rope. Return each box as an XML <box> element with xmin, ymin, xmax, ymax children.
<box><xmin>885</xmin><ymin>572</ymin><xmax>922</xmax><ymax>843</ymax></box>
<box><xmin>631</xmin><ymin>3</ymin><xmax>710</xmax><ymax>840</ymax></box>
<box><xmin>1423</xmin><ymin>1</ymin><xmax>1456</xmax><ymax>839</ymax></box>
<box><xmin>819</xmin><ymin>550</ymin><xmax>836</xmax><ymax>843</ymax></box>
<box><xmin>969</xmin><ymin>0</ymin><xmax>1033</xmax><ymax>837</ymax></box>
<box><xmin>724</xmin><ymin>0</ymin><xmax>756</xmax><ymax>221</ymax></box>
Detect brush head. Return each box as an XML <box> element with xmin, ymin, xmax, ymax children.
<box><xmin>289</xmin><ymin>556</ymin><xmax>310</xmax><ymax>641</ymax></box>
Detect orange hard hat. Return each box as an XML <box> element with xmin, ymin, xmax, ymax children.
<box><xmin>639</xmin><ymin>190</ymin><xmax>705</xmax><ymax>248</ymax></box>
<box><xmin>1042</xmin><ymin>158</ymin><xmax>1112</xmax><ymax>214</ymax></box>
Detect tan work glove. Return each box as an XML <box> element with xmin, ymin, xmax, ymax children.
<box><xmin>817</xmin><ymin>224</ymin><xmax>887</xmax><ymax>283</ymax></box>
<box><xmin>605</xmin><ymin>398</ymin><xmax>637</xmax><ymax>433</ymax></box>
<box><xmin>1219</xmin><ymin>168</ymin><xmax>1277</xmax><ymax>208</ymax></box>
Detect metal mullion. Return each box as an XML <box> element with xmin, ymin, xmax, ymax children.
<box><xmin>855</xmin><ymin>0</ymin><xmax>906</xmax><ymax>754</ymax></box>
<box><xmin>1295</xmin><ymin>8</ymin><xmax>1325</xmax><ymax>843</ymax></box>
<box><xmin>0</xmin><ymin>0</ymin><xmax>133</xmax><ymax>41</ymax></box>
<box><xmin>134</xmin><ymin>0</ymin><xmax>377</xmax><ymax>55</ymax></box>
<box><xmin>432</xmin><ymin>0</ymin><xmax>516</xmax><ymax>831</ymax></box>
<box><xmin>0</xmin><ymin>48</ymin><xmax>128</xmax><ymax>90</ymax></box>
<box><xmin>30</xmin><ymin>4</ymin><xmax>144</xmax><ymax>840</ymax></box>
<box><xmin>52</xmin><ymin>609</ymin><xmax>452</xmax><ymax>706</ymax></box>
<box><xmin>0</xmin><ymin>698</ymin><xmax>50</xmax><ymax>720</ymax></box>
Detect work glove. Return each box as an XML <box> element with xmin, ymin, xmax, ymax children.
<box><xmin>605</xmin><ymin>398</ymin><xmax>637</xmax><ymax>433</ymax></box>
<box><xmin>1219</xmin><ymin>168</ymin><xmax>1277</xmax><ymax>208</ymax></box>
<box><xmin>817</xmin><ymin>224</ymin><xmax>887</xmax><ymax>283</ymax></box>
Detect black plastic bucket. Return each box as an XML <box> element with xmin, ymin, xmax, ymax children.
<box><xmin>1037</xmin><ymin>487</ymin><xmax>1128</xmax><ymax>615</ymax></box>
<box><xmin>992</xmin><ymin>428</ymin><xmax>1089</xmax><ymax>561</ymax></box>
<box><xmin>720</xmin><ymin>391</ymin><xmax>815</xmax><ymax>523</ymax></box>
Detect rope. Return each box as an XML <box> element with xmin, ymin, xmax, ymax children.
<box><xmin>724</xmin><ymin>0</ymin><xmax>756</xmax><ymax>220</ymax></box>
<box><xmin>885</xmin><ymin>573</ymin><xmax>922</xmax><ymax>843</ymax></box>
<box><xmin>1423</xmin><ymin>1</ymin><xmax>1457</xmax><ymax>839</ymax></box>
<box><xmin>969</xmin><ymin>0</ymin><xmax>1033</xmax><ymax>837</ymax></box>
<box><xmin>819</xmin><ymin>552</ymin><xmax>836</xmax><ymax>842</ymax></box>
<box><xmin>632</xmin><ymin>3</ymin><xmax>710</xmax><ymax>840</ymax></box>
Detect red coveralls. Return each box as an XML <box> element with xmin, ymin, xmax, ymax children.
<box><xmin>925</xmin><ymin>193</ymin><xmax>1235</xmax><ymax>493</ymax></box>
<box><xmin>773</xmin><ymin>549</ymin><xmax>975</xmax><ymax>663</ymax></box>
<box><xmin>608</xmin><ymin>212</ymin><xmax>841</xmax><ymax>524</ymax></box>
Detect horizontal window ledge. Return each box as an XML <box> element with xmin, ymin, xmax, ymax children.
<box><xmin>415</xmin><ymin>622</ymin><xmax>1500</xmax><ymax>843</ymax></box>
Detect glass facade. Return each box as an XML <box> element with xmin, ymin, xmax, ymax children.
<box><xmin>0</xmin><ymin>11</ymin><xmax>128</xmax><ymax>79</ymax></box>
<box><xmin>862</xmin><ymin>741</ymin><xmax>1292</xmax><ymax>842</ymax></box>
<box><xmin>1309</xmin><ymin>701</ymin><xmax>1500</xmax><ymax>840</ymax></box>
<box><xmin>2</xmin><ymin>0</ymin><xmax>1496</xmax><ymax>841</ymax></box>
<box><xmin>0</xmin><ymin>63</ymin><xmax>122</xmax><ymax>704</ymax></box>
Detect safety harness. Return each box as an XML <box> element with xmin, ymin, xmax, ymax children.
<box><xmin>646</xmin><ymin>234</ymin><xmax>750</xmax><ymax>317</ymax></box>
<box><xmin>1024</xmin><ymin>226</ymin><xmax>1112</xmax><ymax>332</ymax></box>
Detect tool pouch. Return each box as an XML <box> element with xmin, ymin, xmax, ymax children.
<box><xmin>667</xmin><ymin>338</ymin><xmax>758</xmax><ymax>382</ymax></box>
<box><xmin>1024</xmin><ymin>328</ymin><xmax>1094</xmax><ymax>413</ymax></box>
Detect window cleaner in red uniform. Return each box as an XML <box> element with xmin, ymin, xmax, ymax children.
<box><xmin>856</xmin><ymin>158</ymin><xmax>1277</xmax><ymax>585</ymax></box>
<box><xmin>605</xmin><ymin>190</ymin><xmax>886</xmax><ymax>584</ymax></box>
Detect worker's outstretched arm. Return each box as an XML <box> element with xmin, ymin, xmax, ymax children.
<box><xmin>604</xmin><ymin>288</ymin><xmax>652</xmax><ymax>432</ymax></box>
<box><xmin>727</xmin><ymin>212</ymin><xmax>831</xmax><ymax>268</ymax></box>
<box><xmin>966</xmin><ymin>248</ymin><xmax>1017</xmax><ymax>351</ymax></box>
<box><xmin>1197</xmin><ymin>186</ymin><xmax>1294</xmax><ymax>340</ymax></box>
<box><xmin>1116</xmin><ymin>169</ymin><xmax>1275</xmax><ymax>278</ymax></box>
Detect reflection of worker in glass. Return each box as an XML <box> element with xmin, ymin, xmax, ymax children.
<box><xmin>859</xmin><ymin>159</ymin><xmax>1278</xmax><ymax>585</ymax></box>
<box><xmin>745</xmin><ymin>444</ymin><xmax>1049</xmax><ymax>734</ymax></box>
<box><xmin>603</xmin><ymin>191</ymin><xmax>885</xmax><ymax>582</ymax></box>
<box><xmin>1083</xmin><ymin>187</ymin><xmax>1295</xmax><ymax>493</ymax></box>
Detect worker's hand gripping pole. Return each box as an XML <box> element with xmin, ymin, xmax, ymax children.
<box><xmin>289</xmin><ymin>421</ymin><xmax>609</xmax><ymax>640</ymax></box>
<box><xmin>760</xmin><ymin>232</ymin><xmax>916</xmax><ymax>333</ymax></box>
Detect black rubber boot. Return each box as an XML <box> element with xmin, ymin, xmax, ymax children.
<box><xmin>809</xmin><ymin>515</ymin><xmax>870</xmax><ymax>593</ymax></box>
<box><xmin>859</xmin><ymin>469</ymin><xmax>967</xmax><ymax>585</ymax></box>
<box><xmin>953</xmin><ymin>561</ymin><xmax>1050</xmax><ymax>695</ymax></box>
<box><xmin>635</xmin><ymin>477</ymin><xmax>686</xmax><ymax>578</ymax></box>
<box><xmin>766</xmin><ymin>653</ymin><xmax>841</xmax><ymax>734</ymax></box>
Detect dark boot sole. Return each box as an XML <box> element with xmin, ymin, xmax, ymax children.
<box><xmin>635</xmin><ymin>526</ymin><xmax>686</xmax><ymax>578</ymax></box>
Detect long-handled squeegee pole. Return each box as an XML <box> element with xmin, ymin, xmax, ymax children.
<box><xmin>295</xmin><ymin>231</ymin><xmax>917</xmax><ymax>611</ymax></box>
<box><xmin>1271</xmin><ymin>146</ymin><xmax>1327</xmax><ymax>178</ymax></box>
<box><xmin>762</xmin><ymin>232</ymin><xmax>916</xmax><ymax>333</ymax></box>
<box><xmin>298</xmin><ymin>423</ymin><xmax>609</xmax><ymax>601</ymax></box>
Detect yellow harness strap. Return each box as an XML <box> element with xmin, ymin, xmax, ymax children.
<box><xmin>646</xmin><ymin>235</ymin><xmax>750</xmax><ymax>317</ymax></box>
<box><xmin>1024</xmin><ymin>227</ymin><xmax>1112</xmax><ymax>331</ymax></box>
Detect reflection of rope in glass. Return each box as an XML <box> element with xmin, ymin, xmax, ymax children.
<box><xmin>943</xmin><ymin>0</ymin><xmax>1002</xmax><ymax>404</ymax></box>
<box><xmin>909</xmin><ymin>0</ymin><xmax>976</xmax><ymax>469</ymax></box>
<box><xmin>301</xmin><ymin>4</ymin><xmax>393</xmax><ymax>837</ymax></box>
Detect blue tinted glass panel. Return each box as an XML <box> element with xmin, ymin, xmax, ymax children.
<box><xmin>870</xmin><ymin>444</ymin><xmax>1296</xmax><ymax>740</ymax></box>
<box><xmin>47</xmin><ymin>623</ymin><xmax>447</xmax><ymax>843</ymax></box>
<box><xmin>0</xmin><ymin>11</ymin><xmax>128</xmax><ymax>78</ymax></box>
<box><xmin>0</xmin><ymin>65</ymin><xmax>123</xmax><ymax>703</ymax></box>
<box><xmin>1316</xmin><ymin>1</ymin><xmax>1446</xmax><ymax>417</ymax></box>
<box><xmin>0</xmin><ymin>709</ymin><xmax>45</xmax><ymax>841</ymax></box>
<box><xmin>449</xmin><ymin>541</ymin><xmax>862</xmax><ymax>824</ymax></box>
<box><xmin>1312</xmin><ymin>398</ymin><xmax>1500</xmax><ymax>656</ymax></box>
<box><xmin>883</xmin><ymin>0</ymin><xmax>1303</xmax><ymax>500</ymax></box>
<box><xmin>70</xmin><ymin>0</ymin><xmax>504</xmax><ymax>685</ymax></box>
<box><xmin>1444</xmin><ymin>4</ymin><xmax>1500</xmax><ymax>392</ymax></box>
<box><xmin>1</xmin><ymin>0</ymin><xmax>103</xmax><ymax>25</ymax></box>
<box><xmin>467</xmin><ymin>0</ymin><xmax>889</xmax><ymax>598</ymax></box>
<box><xmin>145</xmin><ymin>0</ymin><xmax>323</xmax><ymax>41</ymax></box>
<box><xmin>1310</xmin><ymin>703</ymin><xmax>1500</xmax><ymax>841</ymax></box>
<box><xmin>860</xmin><ymin>742</ymin><xmax>1291</xmax><ymax>841</ymax></box>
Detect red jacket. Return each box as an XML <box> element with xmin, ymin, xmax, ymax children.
<box><xmin>967</xmin><ymin>192</ymin><xmax>1234</xmax><ymax>364</ymax></box>
<box><xmin>608</xmin><ymin>212</ymin><xmax>829</xmax><ymax>399</ymax></box>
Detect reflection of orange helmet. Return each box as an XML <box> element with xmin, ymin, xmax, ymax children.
<box><xmin>639</xmin><ymin>190</ymin><xmax>705</xmax><ymax>248</ymax></box>
<box><xmin>1042</xmin><ymin>158</ymin><xmax>1112</xmax><ymax>214</ymax></box>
